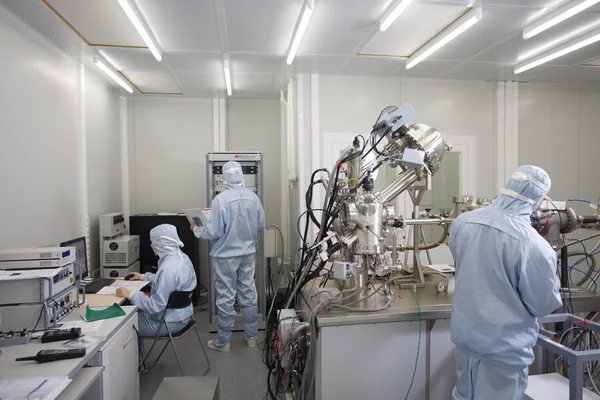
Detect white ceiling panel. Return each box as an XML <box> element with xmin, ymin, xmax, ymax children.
<box><xmin>229</xmin><ymin>53</ymin><xmax>285</xmax><ymax>74</ymax></box>
<box><xmin>134</xmin><ymin>0</ymin><xmax>220</xmax><ymax>51</ymax></box>
<box><xmin>165</xmin><ymin>51</ymin><xmax>223</xmax><ymax>73</ymax></box>
<box><xmin>122</xmin><ymin>70</ymin><xmax>182</xmax><ymax>93</ymax></box>
<box><xmin>298</xmin><ymin>0</ymin><xmax>389</xmax><ymax>56</ymax></box>
<box><xmin>288</xmin><ymin>55</ymin><xmax>346</xmax><ymax>74</ymax></box>
<box><xmin>442</xmin><ymin>61</ymin><xmax>510</xmax><ymax>80</ymax></box>
<box><xmin>397</xmin><ymin>59</ymin><xmax>462</xmax><ymax>78</ymax></box>
<box><xmin>232</xmin><ymin>73</ymin><xmax>279</xmax><ymax>98</ymax></box>
<box><xmin>339</xmin><ymin>56</ymin><xmax>405</xmax><ymax>76</ymax></box>
<box><xmin>176</xmin><ymin>71</ymin><xmax>224</xmax><ymax>97</ymax></box>
<box><xmin>44</xmin><ymin>0</ymin><xmax>145</xmax><ymax>46</ymax></box>
<box><xmin>361</xmin><ymin>3</ymin><xmax>466</xmax><ymax>57</ymax></box>
<box><xmin>533</xmin><ymin>66</ymin><xmax>600</xmax><ymax>83</ymax></box>
<box><xmin>430</xmin><ymin>6</ymin><xmax>545</xmax><ymax>61</ymax></box>
<box><xmin>584</xmin><ymin>56</ymin><xmax>600</xmax><ymax>66</ymax></box>
<box><xmin>99</xmin><ymin>48</ymin><xmax>165</xmax><ymax>71</ymax></box>
<box><xmin>225</xmin><ymin>0</ymin><xmax>303</xmax><ymax>54</ymax></box>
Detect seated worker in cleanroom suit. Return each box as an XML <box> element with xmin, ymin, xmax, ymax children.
<box><xmin>449</xmin><ymin>165</ymin><xmax>562</xmax><ymax>400</ymax></box>
<box><xmin>116</xmin><ymin>224</ymin><xmax>197</xmax><ymax>336</ymax></box>
<box><xmin>191</xmin><ymin>160</ymin><xmax>265</xmax><ymax>353</ymax></box>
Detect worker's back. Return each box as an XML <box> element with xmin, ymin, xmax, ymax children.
<box><xmin>211</xmin><ymin>188</ymin><xmax>265</xmax><ymax>258</ymax></box>
<box><xmin>449</xmin><ymin>203</ymin><xmax>561</xmax><ymax>368</ymax></box>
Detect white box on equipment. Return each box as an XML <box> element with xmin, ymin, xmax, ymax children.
<box><xmin>103</xmin><ymin>260</ymin><xmax>140</xmax><ymax>279</ymax></box>
<box><xmin>0</xmin><ymin>247</ymin><xmax>75</xmax><ymax>269</ymax></box>
<box><xmin>102</xmin><ymin>235</ymin><xmax>139</xmax><ymax>267</ymax></box>
<box><xmin>100</xmin><ymin>213</ymin><xmax>126</xmax><ymax>237</ymax></box>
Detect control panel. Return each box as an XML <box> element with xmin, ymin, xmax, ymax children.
<box><xmin>209</xmin><ymin>160</ymin><xmax>261</xmax><ymax>198</ymax></box>
<box><xmin>45</xmin><ymin>286</ymin><xmax>79</xmax><ymax>327</ymax></box>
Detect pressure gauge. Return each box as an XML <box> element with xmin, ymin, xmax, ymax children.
<box><xmin>436</xmin><ymin>280</ymin><xmax>448</xmax><ymax>293</ymax></box>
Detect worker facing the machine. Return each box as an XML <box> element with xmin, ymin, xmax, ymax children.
<box><xmin>190</xmin><ymin>160</ymin><xmax>265</xmax><ymax>353</ymax></box>
<box><xmin>449</xmin><ymin>165</ymin><xmax>562</xmax><ymax>400</ymax></box>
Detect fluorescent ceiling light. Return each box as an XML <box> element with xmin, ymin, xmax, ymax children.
<box><xmin>380</xmin><ymin>0</ymin><xmax>414</xmax><ymax>32</ymax></box>
<box><xmin>517</xmin><ymin>18</ymin><xmax>600</xmax><ymax>61</ymax></box>
<box><xmin>94</xmin><ymin>53</ymin><xmax>133</xmax><ymax>93</ymax></box>
<box><xmin>117</xmin><ymin>0</ymin><xmax>162</xmax><ymax>62</ymax></box>
<box><xmin>523</xmin><ymin>0</ymin><xmax>600</xmax><ymax>39</ymax></box>
<box><xmin>287</xmin><ymin>0</ymin><xmax>315</xmax><ymax>65</ymax></box>
<box><xmin>406</xmin><ymin>8</ymin><xmax>482</xmax><ymax>70</ymax></box>
<box><xmin>515</xmin><ymin>27</ymin><xmax>600</xmax><ymax>73</ymax></box>
<box><xmin>224</xmin><ymin>58</ymin><xmax>232</xmax><ymax>96</ymax></box>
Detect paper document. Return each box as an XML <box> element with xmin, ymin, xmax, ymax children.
<box><xmin>95</xmin><ymin>286</ymin><xmax>117</xmax><ymax>295</ymax></box>
<box><xmin>183</xmin><ymin>208</ymin><xmax>211</xmax><ymax>226</ymax></box>
<box><xmin>0</xmin><ymin>377</ymin><xmax>71</xmax><ymax>400</ymax></box>
<box><xmin>63</xmin><ymin>335</ymin><xmax>105</xmax><ymax>349</ymax></box>
<box><xmin>96</xmin><ymin>280</ymin><xmax>146</xmax><ymax>295</ymax></box>
<box><xmin>58</xmin><ymin>320</ymin><xmax>103</xmax><ymax>333</ymax></box>
<box><xmin>425</xmin><ymin>264</ymin><xmax>455</xmax><ymax>273</ymax></box>
<box><xmin>112</xmin><ymin>280</ymin><xmax>148</xmax><ymax>291</ymax></box>
<box><xmin>156</xmin><ymin>212</ymin><xmax>181</xmax><ymax>216</ymax></box>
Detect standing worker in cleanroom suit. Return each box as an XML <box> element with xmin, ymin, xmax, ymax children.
<box><xmin>191</xmin><ymin>160</ymin><xmax>265</xmax><ymax>353</ymax></box>
<box><xmin>449</xmin><ymin>165</ymin><xmax>562</xmax><ymax>400</ymax></box>
<box><xmin>116</xmin><ymin>224</ymin><xmax>197</xmax><ymax>337</ymax></box>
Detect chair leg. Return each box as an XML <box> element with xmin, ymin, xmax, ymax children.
<box><xmin>141</xmin><ymin>316</ymin><xmax>169</xmax><ymax>373</ymax></box>
<box><xmin>194</xmin><ymin>323</ymin><xmax>211</xmax><ymax>376</ymax></box>
<box><xmin>166</xmin><ymin>324</ymin><xmax>185</xmax><ymax>376</ymax></box>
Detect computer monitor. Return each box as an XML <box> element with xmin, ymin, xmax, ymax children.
<box><xmin>60</xmin><ymin>236</ymin><xmax>88</xmax><ymax>280</ymax></box>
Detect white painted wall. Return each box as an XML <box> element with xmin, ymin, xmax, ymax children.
<box><xmin>0</xmin><ymin>6</ymin><xmax>82</xmax><ymax>248</ymax></box>
<box><xmin>129</xmin><ymin>97</ymin><xmax>213</xmax><ymax>214</ymax></box>
<box><xmin>0</xmin><ymin>5</ymin><xmax>122</xmax><ymax>266</ymax></box>
<box><xmin>85</xmin><ymin>73</ymin><xmax>122</xmax><ymax>271</ymax></box>
<box><xmin>227</xmin><ymin>98</ymin><xmax>282</xmax><ymax>229</ymax></box>
<box><xmin>519</xmin><ymin>83</ymin><xmax>600</xmax><ymax>205</ymax></box>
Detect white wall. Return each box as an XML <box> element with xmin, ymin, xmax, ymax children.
<box><xmin>0</xmin><ymin>5</ymin><xmax>123</xmax><ymax>276</ymax></box>
<box><xmin>0</xmin><ymin>5</ymin><xmax>82</xmax><ymax>248</ymax></box>
<box><xmin>85</xmin><ymin>72</ymin><xmax>122</xmax><ymax>271</ymax></box>
<box><xmin>129</xmin><ymin>97</ymin><xmax>213</xmax><ymax>214</ymax></box>
<box><xmin>519</xmin><ymin>83</ymin><xmax>600</xmax><ymax>205</ymax></box>
<box><xmin>228</xmin><ymin>98</ymin><xmax>282</xmax><ymax>229</ymax></box>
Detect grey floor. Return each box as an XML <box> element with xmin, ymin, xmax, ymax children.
<box><xmin>139</xmin><ymin>308</ymin><xmax>269</xmax><ymax>400</ymax></box>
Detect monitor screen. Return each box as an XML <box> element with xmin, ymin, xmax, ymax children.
<box><xmin>60</xmin><ymin>237</ymin><xmax>88</xmax><ymax>280</ymax></box>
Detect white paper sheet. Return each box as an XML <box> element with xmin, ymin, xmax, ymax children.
<box><xmin>95</xmin><ymin>286</ymin><xmax>117</xmax><ymax>295</ymax></box>
<box><xmin>112</xmin><ymin>280</ymin><xmax>148</xmax><ymax>291</ymax></box>
<box><xmin>58</xmin><ymin>320</ymin><xmax>103</xmax><ymax>333</ymax></box>
<box><xmin>0</xmin><ymin>377</ymin><xmax>71</xmax><ymax>400</ymax></box>
<box><xmin>425</xmin><ymin>264</ymin><xmax>455</xmax><ymax>273</ymax></box>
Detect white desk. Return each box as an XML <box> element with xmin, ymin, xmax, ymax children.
<box><xmin>0</xmin><ymin>306</ymin><xmax>139</xmax><ymax>399</ymax></box>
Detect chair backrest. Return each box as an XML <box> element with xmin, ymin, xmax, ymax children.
<box><xmin>166</xmin><ymin>291</ymin><xmax>193</xmax><ymax>309</ymax></box>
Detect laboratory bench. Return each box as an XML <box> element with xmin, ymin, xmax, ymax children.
<box><xmin>0</xmin><ymin>306</ymin><xmax>139</xmax><ymax>400</ymax></box>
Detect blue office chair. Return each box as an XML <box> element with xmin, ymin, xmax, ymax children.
<box><xmin>140</xmin><ymin>291</ymin><xmax>210</xmax><ymax>376</ymax></box>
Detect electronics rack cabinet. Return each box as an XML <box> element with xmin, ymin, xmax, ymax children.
<box><xmin>206</xmin><ymin>152</ymin><xmax>265</xmax><ymax>332</ymax></box>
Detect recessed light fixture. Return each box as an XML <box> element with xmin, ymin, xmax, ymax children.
<box><xmin>117</xmin><ymin>0</ymin><xmax>162</xmax><ymax>62</ymax></box>
<box><xmin>406</xmin><ymin>8</ymin><xmax>482</xmax><ymax>70</ymax></box>
<box><xmin>515</xmin><ymin>28</ymin><xmax>600</xmax><ymax>73</ymax></box>
<box><xmin>380</xmin><ymin>0</ymin><xmax>414</xmax><ymax>32</ymax></box>
<box><xmin>93</xmin><ymin>51</ymin><xmax>133</xmax><ymax>93</ymax></box>
<box><xmin>523</xmin><ymin>0</ymin><xmax>600</xmax><ymax>39</ymax></box>
<box><xmin>287</xmin><ymin>0</ymin><xmax>315</xmax><ymax>65</ymax></box>
<box><xmin>223</xmin><ymin>56</ymin><xmax>232</xmax><ymax>96</ymax></box>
